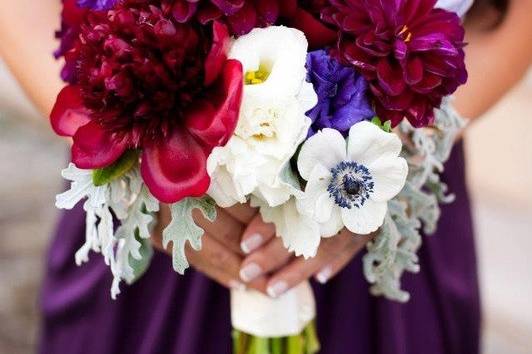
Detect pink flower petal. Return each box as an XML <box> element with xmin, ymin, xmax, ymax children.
<box><xmin>50</xmin><ymin>85</ymin><xmax>91</xmax><ymax>137</ymax></box>
<box><xmin>72</xmin><ymin>120</ymin><xmax>128</xmax><ymax>169</ymax></box>
<box><xmin>186</xmin><ymin>59</ymin><xmax>243</xmax><ymax>148</ymax></box>
<box><xmin>141</xmin><ymin>128</ymin><xmax>211</xmax><ymax>203</ymax></box>
<box><xmin>204</xmin><ymin>21</ymin><xmax>230</xmax><ymax>86</ymax></box>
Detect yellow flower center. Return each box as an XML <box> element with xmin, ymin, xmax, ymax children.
<box><xmin>244</xmin><ymin>64</ymin><xmax>271</xmax><ymax>85</ymax></box>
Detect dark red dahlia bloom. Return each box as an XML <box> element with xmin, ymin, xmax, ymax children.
<box><xmin>51</xmin><ymin>1</ymin><xmax>243</xmax><ymax>203</ymax></box>
<box><xmin>322</xmin><ymin>0</ymin><xmax>467</xmax><ymax>127</ymax></box>
<box><xmin>171</xmin><ymin>0</ymin><xmax>297</xmax><ymax>36</ymax></box>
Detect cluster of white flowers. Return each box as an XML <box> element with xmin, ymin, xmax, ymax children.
<box><xmin>207</xmin><ymin>26</ymin><xmax>316</xmax><ymax>208</ymax></box>
<box><xmin>207</xmin><ymin>26</ymin><xmax>408</xmax><ymax>258</ymax></box>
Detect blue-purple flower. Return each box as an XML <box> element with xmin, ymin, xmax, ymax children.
<box><xmin>305</xmin><ymin>50</ymin><xmax>374</xmax><ymax>137</ymax></box>
<box><xmin>77</xmin><ymin>0</ymin><xmax>117</xmax><ymax>10</ymax></box>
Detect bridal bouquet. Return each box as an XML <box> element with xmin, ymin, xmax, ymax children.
<box><xmin>52</xmin><ymin>0</ymin><xmax>467</xmax><ymax>352</ymax></box>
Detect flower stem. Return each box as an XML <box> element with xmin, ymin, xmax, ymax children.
<box><xmin>232</xmin><ymin>322</ymin><xmax>320</xmax><ymax>354</ymax></box>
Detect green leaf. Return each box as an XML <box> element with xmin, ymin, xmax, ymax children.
<box><xmin>127</xmin><ymin>232</ymin><xmax>154</xmax><ymax>284</ymax></box>
<box><xmin>162</xmin><ymin>197</ymin><xmax>217</xmax><ymax>274</ymax></box>
<box><xmin>371</xmin><ymin>116</ymin><xmax>393</xmax><ymax>133</ymax></box>
<box><xmin>92</xmin><ymin>150</ymin><xmax>139</xmax><ymax>186</ymax></box>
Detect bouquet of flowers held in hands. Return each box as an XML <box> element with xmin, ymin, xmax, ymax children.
<box><xmin>52</xmin><ymin>0</ymin><xmax>467</xmax><ymax>352</ymax></box>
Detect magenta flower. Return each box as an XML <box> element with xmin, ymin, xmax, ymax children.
<box><xmin>172</xmin><ymin>0</ymin><xmax>297</xmax><ymax>36</ymax></box>
<box><xmin>322</xmin><ymin>0</ymin><xmax>467</xmax><ymax>127</ymax></box>
<box><xmin>51</xmin><ymin>1</ymin><xmax>243</xmax><ymax>203</ymax></box>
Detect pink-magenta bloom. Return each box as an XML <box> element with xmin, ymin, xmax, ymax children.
<box><xmin>51</xmin><ymin>1</ymin><xmax>243</xmax><ymax>203</ymax></box>
<box><xmin>172</xmin><ymin>0</ymin><xmax>297</xmax><ymax>36</ymax></box>
<box><xmin>322</xmin><ymin>0</ymin><xmax>467</xmax><ymax>127</ymax></box>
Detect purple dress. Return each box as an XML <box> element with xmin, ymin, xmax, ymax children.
<box><xmin>38</xmin><ymin>141</ymin><xmax>480</xmax><ymax>354</ymax></box>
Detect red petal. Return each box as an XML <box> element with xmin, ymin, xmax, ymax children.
<box><xmin>204</xmin><ymin>21</ymin><xmax>230</xmax><ymax>86</ymax></box>
<box><xmin>404</xmin><ymin>57</ymin><xmax>424</xmax><ymax>85</ymax></box>
<box><xmin>289</xmin><ymin>8</ymin><xmax>337</xmax><ymax>49</ymax></box>
<box><xmin>141</xmin><ymin>129</ymin><xmax>210</xmax><ymax>204</ymax></box>
<box><xmin>186</xmin><ymin>59</ymin><xmax>243</xmax><ymax>148</ymax></box>
<box><xmin>227</xmin><ymin>2</ymin><xmax>257</xmax><ymax>35</ymax></box>
<box><xmin>279</xmin><ymin>0</ymin><xmax>297</xmax><ymax>17</ymax></box>
<box><xmin>172</xmin><ymin>0</ymin><xmax>198</xmax><ymax>23</ymax></box>
<box><xmin>72</xmin><ymin>121</ymin><xmax>128</xmax><ymax>169</ymax></box>
<box><xmin>50</xmin><ymin>85</ymin><xmax>91</xmax><ymax>137</ymax></box>
<box><xmin>376</xmin><ymin>59</ymin><xmax>406</xmax><ymax>96</ymax></box>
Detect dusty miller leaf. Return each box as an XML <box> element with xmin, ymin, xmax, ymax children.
<box><xmin>363</xmin><ymin>99</ymin><xmax>466</xmax><ymax>302</ymax></box>
<box><xmin>163</xmin><ymin>197</ymin><xmax>217</xmax><ymax>274</ymax></box>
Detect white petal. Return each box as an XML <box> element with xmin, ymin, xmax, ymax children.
<box><xmin>229</xmin><ymin>26</ymin><xmax>308</xmax><ymax>98</ymax></box>
<box><xmin>297</xmin><ymin>129</ymin><xmax>346</xmax><ymax>180</ymax></box>
<box><xmin>369</xmin><ymin>157</ymin><xmax>408</xmax><ymax>202</ymax></box>
<box><xmin>253</xmin><ymin>197</ymin><xmax>321</xmax><ymax>259</ymax></box>
<box><xmin>297</xmin><ymin>81</ymin><xmax>318</xmax><ymax>113</ymax></box>
<box><xmin>296</xmin><ymin>164</ymin><xmax>332</xmax><ymax>223</ymax></box>
<box><xmin>320</xmin><ymin>205</ymin><xmax>344</xmax><ymax>238</ymax></box>
<box><xmin>341</xmin><ymin>199</ymin><xmax>387</xmax><ymax>235</ymax></box>
<box><xmin>347</xmin><ymin>121</ymin><xmax>402</xmax><ymax>166</ymax></box>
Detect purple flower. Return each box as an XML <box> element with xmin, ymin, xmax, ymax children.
<box><xmin>306</xmin><ymin>50</ymin><xmax>374</xmax><ymax>137</ymax></box>
<box><xmin>77</xmin><ymin>0</ymin><xmax>117</xmax><ymax>11</ymax></box>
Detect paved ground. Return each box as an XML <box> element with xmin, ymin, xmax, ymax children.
<box><xmin>0</xmin><ymin>59</ymin><xmax>530</xmax><ymax>354</ymax></box>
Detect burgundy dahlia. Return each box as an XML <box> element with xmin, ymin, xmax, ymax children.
<box><xmin>322</xmin><ymin>0</ymin><xmax>467</xmax><ymax>127</ymax></box>
<box><xmin>172</xmin><ymin>0</ymin><xmax>297</xmax><ymax>36</ymax></box>
<box><xmin>51</xmin><ymin>0</ymin><xmax>243</xmax><ymax>203</ymax></box>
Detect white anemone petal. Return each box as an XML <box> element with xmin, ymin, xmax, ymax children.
<box><xmin>369</xmin><ymin>156</ymin><xmax>408</xmax><ymax>202</ymax></box>
<box><xmin>347</xmin><ymin>121</ymin><xmax>403</xmax><ymax>166</ymax></box>
<box><xmin>320</xmin><ymin>205</ymin><xmax>344</xmax><ymax>238</ymax></box>
<box><xmin>297</xmin><ymin>129</ymin><xmax>346</xmax><ymax>181</ymax></box>
<box><xmin>341</xmin><ymin>199</ymin><xmax>387</xmax><ymax>235</ymax></box>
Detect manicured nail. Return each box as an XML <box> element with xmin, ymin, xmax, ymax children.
<box><xmin>315</xmin><ymin>266</ymin><xmax>333</xmax><ymax>284</ymax></box>
<box><xmin>239</xmin><ymin>263</ymin><xmax>262</xmax><ymax>282</ymax></box>
<box><xmin>267</xmin><ymin>281</ymin><xmax>288</xmax><ymax>298</ymax></box>
<box><xmin>241</xmin><ymin>233</ymin><xmax>264</xmax><ymax>254</ymax></box>
<box><xmin>228</xmin><ymin>280</ymin><xmax>246</xmax><ymax>291</ymax></box>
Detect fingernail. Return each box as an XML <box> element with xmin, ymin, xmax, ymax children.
<box><xmin>239</xmin><ymin>263</ymin><xmax>262</xmax><ymax>282</ymax></box>
<box><xmin>315</xmin><ymin>266</ymin><xmax>333</xmax><ymax>284</ymax></box>
<box><xmin>228</xmin><ymin>280</ymin><xmax>246</xmax><ymax>291</ymax></box>
<box><xmin>267</xmin><ymin>281</ymin><xmax>288</xmax><ymax>298</ymax></box>
<box><xmin>241</xmin><ymin>233</ymin><xmax>264</xmax><ymax>254</ymax></box>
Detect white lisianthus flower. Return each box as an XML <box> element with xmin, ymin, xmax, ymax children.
<box><xmin>297</xmin><ymin>121</ymin><xmax>408</xmax><ymax>236</ymax></box>
<box><xmin>207</xmin><ymin>26</ymin><xmax>317</xmax><ymax>208</ymax></box>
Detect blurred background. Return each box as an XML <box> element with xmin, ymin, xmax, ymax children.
<box><xmin>0</xmin><ymin>56</ymin><xmax>530</xmax><ymax>353</ymax></box>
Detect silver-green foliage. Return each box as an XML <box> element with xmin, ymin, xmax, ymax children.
<box><xmin>363</xmin><ymin>99</ymin><xmax>466</xmax><ymax>302</ymax></box>
<box><xmin>163</xmin><ymin>197</ymin><xmax>217</xmax><ymax>274</ymax></box>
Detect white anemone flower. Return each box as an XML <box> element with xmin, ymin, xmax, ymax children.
<box><xmin>207</xmin><ymin>26</ymin><xmax>317</xmax><ymax>208</ymax></box>
<box><xmin>297</xmin><ymin>121</ymin><xmax>408</xmax><ymax>235</ymax></box>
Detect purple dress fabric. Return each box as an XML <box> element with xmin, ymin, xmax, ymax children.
<box><xmin>38</xmin><ymin>141</ymin><xmax>480</xmax><ymax>354</ymax></box>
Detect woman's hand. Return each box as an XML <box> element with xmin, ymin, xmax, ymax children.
<box><xmin>151</xmin><ymin>203</ymin><xmax>270</xmax><ymax>293</ymax></box>
<box><xmin>239</xmin><ymin>216</ymin><xmax>373</xmax><ymax>298</ymax></box>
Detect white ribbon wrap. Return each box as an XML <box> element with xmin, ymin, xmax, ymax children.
<box><xmin>231</xmin><ymin>281</ymin><xmax>316</xmax><ymax>337</ymax></box>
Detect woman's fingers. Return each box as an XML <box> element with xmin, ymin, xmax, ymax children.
<box><xmin>265</xmin><ymin>231</ymin><xmax>372</xmax><ymax>298</ymax></box>
<box><xmin>314</xmin><ymin>243</ymin><xmax>362</xmax><ymax>284</ymax></box>
<box><xmin>240</xmin><ymin>213</ymin><xmax>276</xmax><ymax>254</ymax></box>
<box><xmin>239</xmin><ymin>238</ymin><xmax>293</xmax><ymax>283</ymax></box>
<box><xmin>223</xmin><ymin>203</ymin><xmax>258</xmax><ymax>224</ymax></box>
<box><xmin>192</xmin><ymin>207</ymin><xmax>245</xmax><ymax>255</ymax></box>
<box><xmin>185</xmin><ymin>233</ymin><xmax>268</xmax><ymax>293</ymax></box>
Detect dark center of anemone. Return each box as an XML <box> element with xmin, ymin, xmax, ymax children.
<box><xmin>342</xmin><ymin>175</ymin><xmax>361</xmax><ymax>195</ymax></box>
<box><xmin>77</xmin><ymin>1</ymin><xmax>210</xmax><ymax>146</ymax></box>
<box><xmin>327</xmin><ymin>161</ymin><xmax>374</xmax><ymax>209</ymax></box>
